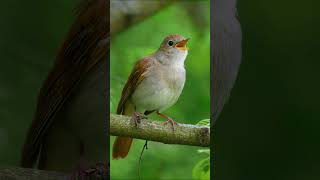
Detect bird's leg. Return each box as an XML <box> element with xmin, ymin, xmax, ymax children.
<box><xmin>131</xmin><ymin>112</ymin><xmax>147</xmax><ymax>127</ymax></box>
<box><xmin>156</xmin><ymin>111</ymin><xmax>177</xmax><ymax>131</ymax></box>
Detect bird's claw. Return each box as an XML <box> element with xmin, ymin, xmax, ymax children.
<box><xmin>131</xmin><ymin>112</ymin><xmax>147</xmax><ymax>127</ymax></box>
<box><xmin>161</xmin><ymin>118</ymin><xmax>178</xmax><ymax>131</ymax></box>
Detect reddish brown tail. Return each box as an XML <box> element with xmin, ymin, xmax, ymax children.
<box><xmin>112</xmin><ymin>137</ymin><xmax>133</xmax><ymax>159</ymax></box>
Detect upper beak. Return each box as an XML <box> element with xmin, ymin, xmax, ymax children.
<box><xmin>175</xmin><ymin>38</ymin><xmax>190</xmax><ymax>51</ymax></box>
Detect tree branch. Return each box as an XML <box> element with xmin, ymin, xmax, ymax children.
<box><xmin>110</xmin><ymin>0</ymin><xmax>173</xmax><ymax>35</ymax></box>
<box><xmin>0</xmin><ymin>116</ymin><xmax>209</xmax><ymax>179</ymax></box>
<box><xmin>0</xmin><ymin>167</ymin><xmax>68</xmax><ymax>180</ymax></box>
<box><xmin>110</xmin><ymin>114</ymin><xmax>210</xmax><ymax>147</ymax></box>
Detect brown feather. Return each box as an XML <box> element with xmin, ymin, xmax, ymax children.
<box><xmin>112</xmin><ymin>137</ymin><xmax>133</xmax><ymax>159</ymax></box>
<box><xmin>116</xmin><ymin>57</ymin><xmax>152</xmax><ymax>114</ymax></box>
<box><xmin>21</xmin><ymin>0</ymin><xmax>108</xmax><ymax>167</ymax></box>
<box><xmin>113</xmin><ymin>56</ymin><xmax>152</xmax><ymax>159</ymax></box>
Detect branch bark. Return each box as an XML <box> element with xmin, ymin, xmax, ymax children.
<box><xmin>110</xmin><ymin>114</ymin><xmax>210</xmax><ymax>147</ymax></box>
<box><xmin>0</xmin><ymin>167</ymin><xmax>68</xmax><ymax>180</ymax></box>
<box><xmin>110</xmin><ymin>0</ymin><xmax>173</xmax><ymax>35</ymax></box>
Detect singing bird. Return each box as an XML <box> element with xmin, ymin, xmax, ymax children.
<box><xmin>21</xmin><ymin>0</ymin><xmax>108</xmax><ymax>173</ymax></box>
<box><xmin>112</xmin><ymin>34</ymin><xmax>190</xmax><ymax>159</ymax></box>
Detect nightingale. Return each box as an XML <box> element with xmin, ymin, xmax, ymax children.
<box><xmin>21</xmin><ymin>0</ymin><xmax>108</xmax><ymax>173</ymax></box>
<box><xmin>112</xmin><ymin>34</ymin><xmax>190</xmax><ymax>159</ymax></box>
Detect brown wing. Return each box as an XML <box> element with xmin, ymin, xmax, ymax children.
<box><xmin>21</xmin><ymin>0</ymin><xmax>108</xmax><ymax>167</ymax></box>
<box><xmin>116</xmin><ymin>57</ymin><xmax>152</xmax><ymax>115</ymax></box>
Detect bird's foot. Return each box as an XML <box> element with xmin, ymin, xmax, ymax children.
<box><xmin>156</xmin><ymin>111</ymin><xmax>178</xmax><ymax>131</ymax></box>
<box><xmin>161</xmin><ymin>118</ymin><xmax>178</xmax><ymax>131</ymax></box>
<box><xmin>131</xmin><ymin>112</ymin><xmax>147</xmax><ymax>127</ymax></box>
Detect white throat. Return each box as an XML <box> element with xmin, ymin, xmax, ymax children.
<box><xmin>155</xmin><ymin>50</ymin><xmax>188</xmax><ymax>67</ymax></box>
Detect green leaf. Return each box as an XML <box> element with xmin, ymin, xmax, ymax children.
<box><xmin>192</xmin><ymin>157</ymin><xmax>210</xmax><ymax>180</ymax></box>
<box><xmin>197</xmin><ymin>149</ymin><xmax>210</xmax><ymax>156</ymax></box>
<box><xmin>196</xmin><ymin>119</ymin><xmax>210</xmax><ymax>127</ymax></box>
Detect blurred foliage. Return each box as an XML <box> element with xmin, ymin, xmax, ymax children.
<box><xmin>193</xmin><ymin>120</ymin><xmax>210</xmax><ymax>180</ymax></box>
<box><xmin>192</xmin><ymin>149</ymin><xmax>210</xmax><ymax>180</ymax></box>
<box><xmin>110</xmin><ymin>1</ymin><xmax>210</xmax><ymax>180</ymax></box>
<box><xmin>196</xmin><ymin>119</ymin><xmax>210</xmax><ymax>127</ymax></box>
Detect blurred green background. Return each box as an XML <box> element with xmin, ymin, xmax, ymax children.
<box><xmin>110</xmin><ymin>1</ymin><xmax>210</xmax><ymax>180</ymax></box>
<box><xmin>216</xmin><ymin>0</ymin><xmax>320</xmax><ymax>179</ymax></box>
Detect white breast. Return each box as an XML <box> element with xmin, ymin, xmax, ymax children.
<box><xmin>131</xmin><ymin>63</ymin><xmax>186</xmax><ymax>113</ymax></box>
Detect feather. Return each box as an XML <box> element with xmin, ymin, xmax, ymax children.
<box><xmin>116</xmin><ymin>57</ymin><xmax>152</xmax><ymax>115</ymax></box>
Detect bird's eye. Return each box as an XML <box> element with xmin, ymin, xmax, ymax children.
<box><xmin>168</xmin><ymin>40</ymin><xmax>174</xmax><ymax>46</ymax></box>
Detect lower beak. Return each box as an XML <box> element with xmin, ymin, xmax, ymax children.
<box><xmin>175</xmin><ymin>38</ymin><xmax>190</xmax><ymax>51</ymax></box>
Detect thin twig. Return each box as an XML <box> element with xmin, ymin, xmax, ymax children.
<box><xmin>138</xmin><ymin>140</ymin><xmax>148</xmax><ymax>180</ymax></box>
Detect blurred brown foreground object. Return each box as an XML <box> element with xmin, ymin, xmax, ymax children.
<box><xmin>212</xmin><ymin>0</ymin><xmax>242</xmax><ymax>126</ymax></box>
<box><xmin>20</xmin><ymin>0</ymin><xmax>108</xmax><ymax>171</ymax></box>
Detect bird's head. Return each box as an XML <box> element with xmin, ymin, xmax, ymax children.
<box><xmin>156</xmin><ymin>34</ymin><xmax>190</xmax><ymax>66</ymax></box>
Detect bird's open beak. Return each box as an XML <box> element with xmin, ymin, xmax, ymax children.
<box><xmin>175</xmin><ymin>38</ymin><xmax>190</xmax><ymax>51</ymax></box>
